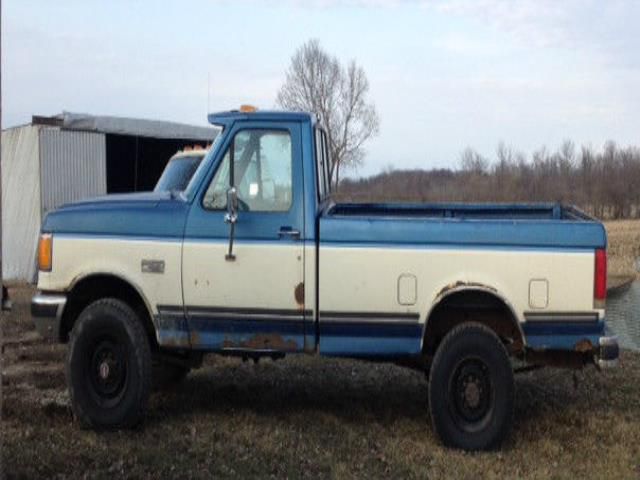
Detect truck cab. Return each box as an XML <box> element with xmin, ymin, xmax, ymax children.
<box><xmin>32</xmin><ymin>107</ymin><xmax>618</xmax><ymax>451</ymax></box>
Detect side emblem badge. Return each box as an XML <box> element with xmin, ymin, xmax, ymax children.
<box><xmin>141</xmin><ymin>259</ymin><xmax>165</xmax><ymax>274</ymax></box>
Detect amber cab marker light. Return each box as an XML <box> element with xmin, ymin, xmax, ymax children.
<box><xmin>239</xmin><ymin>104</ymin><xmax>257</xmax><ymax>113</ymax></box>
<box><xmin>38</xmin><ymin>233</ymin><xmax>53</xmax><ymax>272</ymax></box>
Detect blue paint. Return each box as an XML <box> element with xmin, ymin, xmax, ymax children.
<box><xmin>319</xmin><ymin>322</ymin><xmax>423</xmax><ymax>356</ymax></box>
<box><xmin>523</xmin><ymin>321</ymin><xmax>605</xmax><ymax>350</ymax></box>
<box><xmin>185</xmin><ymin>120</ymin><xmax>306</xmax><ymax>242</ymax></box>
<box><xmin>301</xmin><ymin>118</ymin><xmax>318</xmax><ymax>241</ymax></box>
<box><xmin>319</xmin><ymin>242</ymin><xmax>593</xmax><ymax>253</ymax></box>
<box><xmin>42</xmin><ymin>194</ymin><xmax>190</xmax><ymax>238</ymax></box>
<box><xmin>188</xmin><ymin>317</ymin><xmax>306</xmax><ymax>352</ymax></box>
<box><xmin>319</xmin><ymin>214</ymin><xmax>606</xmax><ymax>249</ymax></box>
<box><xmin>327</xmin><ymin>202</ymin><xmax>592</xmax><ymax>219</ymax></box>
<box><xmin>208</xmin><ymin>110</ymin><xmax>316</xmax><ymax>128</ymax></box>
<box><xmin>319</xmin><ymin>336</ymin><xmax>422</xmax><ymax>356</ymax></box>
<box><xmin>54</xmin><ymin>233</ymin><xmax>183</xmax><ymax>243</ymax></box>
<box><xmin>320</xmin><ymin>322</ymin><xmax>423</xmax><ymax>338</ymax></box>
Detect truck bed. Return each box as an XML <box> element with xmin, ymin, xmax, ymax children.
<box><xmin>320</xmin><ymin>202</ymin><xmax>606</xmax><ymax>249</ymax></box>
<box><xmin>327</xmin><ymin>202</ymin><xmax>594</xmax><ymax>221</ymax></box>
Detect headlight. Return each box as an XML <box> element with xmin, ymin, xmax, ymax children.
<box><xmin>38</xmin><ymin>233</ymin><xmax>53</xmax><ymax>272</ymax></box>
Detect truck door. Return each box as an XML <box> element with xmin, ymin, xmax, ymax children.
<box><xmin>182</xmin><ymin>122</ymin><xmax>307</xmax><ymax>352</ymax></box>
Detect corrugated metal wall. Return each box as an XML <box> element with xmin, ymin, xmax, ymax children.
<box><xmin>39</xmin><ymin>128</ymin><xmax>106</xmax><ymax>214</ymax></box>
<box><xmin>1</xmin><ymin>126</ymin><xmax>42</xmax><ymax>282</ymax></box>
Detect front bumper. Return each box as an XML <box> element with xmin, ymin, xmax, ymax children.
<box><xmin>31</xmin><ymin>292</ymin><xmax>67</xmax><ymax>341</ymax></box>
<box><xmin>596</xmin><ymin>335</ymin><xmax>619</xmax><ymax>369</ymax></box>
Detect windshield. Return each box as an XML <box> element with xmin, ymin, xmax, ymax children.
<box><xmin>184</xmin><ymin>127</ymin><xmax>224</xmax><ymax>198</ymax></box>
<box><xmin>154</xmin><ymin>154</ymin><xmax>205</xmax><ymax>192</ymax></box>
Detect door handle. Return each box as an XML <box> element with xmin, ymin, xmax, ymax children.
<box><xmin>278</xmin><ymin>226</ymin><xmax>301</xmax><ymax>240</ymax></box>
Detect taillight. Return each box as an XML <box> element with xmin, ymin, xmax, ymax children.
<box><xmin>594</xmin><ymin>248</ymin><xmax>607</xmax><ymax>308</ymax></box>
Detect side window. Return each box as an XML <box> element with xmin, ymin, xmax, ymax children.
<box><xmin>315</xmin><ymin>128</ymin><xmax>326</xmax><ymax>201</ymax></box>
<box><xmin>321</xmin><ymin>130</ymin><xmax>332</xmax><ymax>194</ymax></box>
<box><xmin>314</xmin><ymin>127</ymin><xmax>332</xmax><ymax>202</ymax></box>
<box><xmin>203</xmin><ymin>130</ymin><xmax>293</xmax><ymax>212</ymax></box>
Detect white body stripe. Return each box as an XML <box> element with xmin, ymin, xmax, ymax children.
<box><xmin>38</xmin><ymin>236</ymin><xmax>182</xmax><ymax>315</ymax></box>
<box><xmin>182</xmin><ymin>241</ymin><xmax>304</xmax><ymax>311</ymax></box>
<box><xmin>38</xmin><ymin>237</ymin><xmax>600</xmax><ymax>331</ymax></box>
<box><xmin>304</xmin><ymin>243</ymin><xmax>317</xmax><ymax>319</ymax></box>
<box><xmin>319</xmin><ymin>246</ymin><xmax>598</xmax><ymax>324</ymax></box>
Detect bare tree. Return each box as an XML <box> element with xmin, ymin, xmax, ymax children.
<box><xmin>276</xmin><ymin>39</ymin><xmax>380</xmax><ymax>188</ymax></box>
<box><xmin>459</xmin><ymin>147</ymin><xmax>488</xmax><ymax>174</ymax></box>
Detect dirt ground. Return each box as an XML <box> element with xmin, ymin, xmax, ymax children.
<box><xmin>1</xmin><ymin>285</ymin><xmax>639</xmax><ymax>479</ymax></box>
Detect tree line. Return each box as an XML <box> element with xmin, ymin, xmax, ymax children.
<box><xmin>338</xmin><ymin>140</ymin><xmax>640</xmax><ymax>219</ymax></box>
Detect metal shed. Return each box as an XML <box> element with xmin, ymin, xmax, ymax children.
<box><xmin>1</xmin><ymin>112</ymin><xmax>218</xmax><ymax>282</ymax></box>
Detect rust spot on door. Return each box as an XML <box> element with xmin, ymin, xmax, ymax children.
<box><xmin>294</xmin><ymin>282</ymin><xmax>305</xmax><ymax>307</ymax></box>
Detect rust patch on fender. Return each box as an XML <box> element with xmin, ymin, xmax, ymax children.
<box><xmin>158</xmin><ymin>334</ymin><xmax>191</xmax><ymax>349</ymax></box>
<box><xmin>223</xmin><ymin>334</ymin><xmax>298</xmax><ymax>352</ymax></box>
<box><xmin>190</xmin><ymin>331</ymin><xmax>202</xmax><ymax>347</ymax></box>
<box><xmin>436</xmin><ymin>281</ymin><xmax>498</xmax><ymax>301</ymax></box>
<box><xmin>294</xmin><ymin>282</ymin><xmax>305</xmax><ymax>307</ymax></box>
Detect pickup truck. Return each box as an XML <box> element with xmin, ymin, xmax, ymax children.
<box><xmin>31</xmin><ymin>107</ymin><xmax>619</xmax><ymax>451</ymax></box>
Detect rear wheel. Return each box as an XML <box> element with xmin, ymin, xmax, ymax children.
<box><xmin>67</xmin><ymin>298</ymin><xmax>152</xmax><ymax>429</ymax></box>
<box><xmin>428</xmin><ymin>322</ymin><xmax>514</xmax><ymax>451</ymax></box>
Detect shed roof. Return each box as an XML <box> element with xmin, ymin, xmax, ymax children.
<box><xmin>31</xmin><ymin>111</ymin><xmax>219</xmax><ymax>142</ymax></box>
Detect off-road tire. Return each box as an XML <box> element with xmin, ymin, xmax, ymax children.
<box><xmin>428</xmin><ymin>322</ymin><xmax>514</xmax><ymax>451</ymax></box>
<box><xmin>66</xmin><ymin>298</ymin><xmax>152</xmax><ymax>429</ymax></box>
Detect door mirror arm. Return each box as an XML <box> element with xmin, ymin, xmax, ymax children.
<box><xmin>224</xmin><ymin>187</ymin><xmax>238</xmax><ymax>261</ymax></box>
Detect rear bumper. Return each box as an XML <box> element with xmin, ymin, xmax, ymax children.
<box><xmin>523</xmin><ymin>317</ymin><xmax>619</xmax><ymax>369</ymax></box>
<box><xmin>596</xmin><ymin>335</ymin><xmax>619</xmax><ymax>369</ymax></box>
<box><xmin>31</xmin><ymin>292</ymin><xmax>67</xmax><ymax>341</ymax></box>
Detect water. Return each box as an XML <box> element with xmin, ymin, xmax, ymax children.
<box><xmin>606</xmin><ymin>280</ymin><xmax>640</xmax><ymax>351</ymax></box>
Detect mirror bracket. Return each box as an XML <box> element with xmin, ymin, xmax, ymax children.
<box><xmin>224</xmin><ymin>187</ymin><xmax>238</xmax><ymax>261</ymax></box>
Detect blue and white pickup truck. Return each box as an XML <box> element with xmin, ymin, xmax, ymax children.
<box><xmin>32</xmin><ymin>107</ymin><xmax>619</xmax><ymax>450</ymax></box>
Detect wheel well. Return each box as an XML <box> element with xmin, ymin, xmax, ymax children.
<box><xmin>423</xmin><ymin>290</ymin><xmax>524</xmax><ymax>356</ymax></box>
<box><xmin>60</xmin><ymin>274</ymin><xmax>158</xmax><ymax>349</ymax></box>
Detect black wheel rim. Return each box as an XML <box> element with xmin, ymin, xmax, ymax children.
<box><xmin>85</xmin><ymin>335</ymin><xmax>128</xmax><ymax>408</ymax></box>
<box><xmin>448</xmin><ymin>357</ymin><xmax>493</xmax><ymax>433</ymax></box>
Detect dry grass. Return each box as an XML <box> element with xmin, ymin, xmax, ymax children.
<box><xmin>2</xmin><ymin>286</ymin><xmax>640</xmax><ymax>479</ymax></box>
<box><xmin>605</xmin><ymin>220</ymin><xmax>640</xmax><ymax>289</ymax></box>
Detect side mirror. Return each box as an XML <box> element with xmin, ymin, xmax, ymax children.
<box><xmin>224</xmin><ymin>187</ymin><xmax>238</xmax><ymax>261</ymax></box>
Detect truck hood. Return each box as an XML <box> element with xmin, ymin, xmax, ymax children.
<box><xmin>42</xmin><ymin>191</ymin><xmax>190</xmax><ymax>238</ymax></box>
<box><xmin>59</xmin><ymin>191</ymin><xmax>177</xmax><ymax>208</ymax></box>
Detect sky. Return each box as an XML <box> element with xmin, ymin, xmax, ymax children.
<box><xmin>3</xmin><ymin>0</ymin><xmax>639</xmax><ymax>177</ymax></box>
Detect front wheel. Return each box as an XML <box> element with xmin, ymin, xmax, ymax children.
<box><xmin>428</xmin><ymin>322</ymin><xmax>514</xmax><ymax>451</ymax></box>
<box><xmin>66</xmin><ymin>298</ymin><xmax>152</xmax><ymax>429</ymax></box>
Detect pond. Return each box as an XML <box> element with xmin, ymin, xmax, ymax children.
<box><xmin>606</xmin><ymin>280</ymin><xmax>640</xmax><ymax>351</ymax></box>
